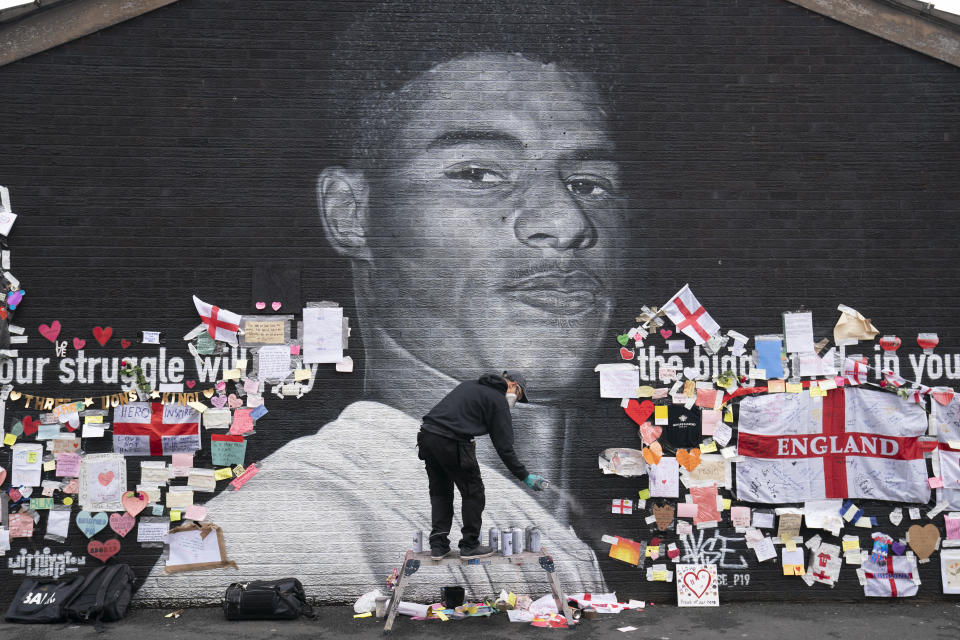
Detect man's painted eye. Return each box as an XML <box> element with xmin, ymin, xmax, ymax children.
<box><xmin>565</xmin><ymin>177</ymin><xmax>611</xmax><ymax>198</ymax></box>
<box><xmin>444</xmin><ymin>166</ymin><xmax>507</xmax><ymax>187</ymax></box>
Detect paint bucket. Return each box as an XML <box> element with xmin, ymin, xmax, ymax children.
<box><xmin>488</xmin><ymin>527</ymin><xmax>500</xmax><ymax>552</ymax></box>
<box><xmin>502</xmin><ymin>530</ymin><xmax>514</xmax><ymax>556</ymax></box>
<box><xmin>512</xmin><ymin>528</ymin><xmax>523</xmax><ymax>553</ymax></box>
<box><xmin>413</xmin><ymin>530</ymin><xmax>424</xmax><ymax>552</ymax></box>
<box><xmin>528</xmin><ymin>527</ymin><xmax>542</xmax><ymax>552</ymax></box>
<box><xmin>375</xmin><ymin>596</ymin><xmax>390</xmax><ymax>617</ymax></box>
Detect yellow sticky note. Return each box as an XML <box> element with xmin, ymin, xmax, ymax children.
<box><xmin>724</xmin><ymin>409</ymin><xmax>734</xmax><ymax>423</ymax></box>
<box><xmin>236</xmin><ymin>359</ymin><xmax>248</xmax><ymax>371</ymax></box>
<box><xmin>783</xmin><ymin>564</ymin><xmax>795</xmax><ymax>576</ymax></box>
<box><xmin>792</xmin><ymin>564</ymin><xmax>805</xmax><ymax>575</ymax></box>
<box><xmin>809</xmin><ymin>386</ymin><xmax>827</xmax><ymax>397</ymax></box>
<box><xmin>638</xmin><ymin>489</ymin><xmax>650</xmax><ymax>500</ymax></box>
<box><xmin>645</xmin><ymin>545</ymin><xmax>658</xmax><ymax>557</ymax></box>
<box><xmin>214</xmin><ymin>467</ymin><xmax>233</xmax><ymax>481</ymax></box>
<box><xmin>781</xmin><ymin>534</ymin><xmax>796</xmax><ymax>551</ymax></box>
<box><xmin>85</xmin><ymin>415</ymin><xmax>103</xmax><ymax>424</ymax></box>
<box><xmin>353</xmin><ymin>612</ymin><xmax>372</xmax><ymax>619</ymax></box>
<box><xmin>654</xmin><ymin>405</ymin><xmax>668</xmax><ymax>423</ymax></box>
<box><xmin>4</xmin><ymin>433</ymin><xmax>17</xmax><ymax>445</ymax></box>
<box><xmin>842</xmin><ymin>538</ymin><xmax>859</xmax><ymax>551</ymax></box>
<box><xmin>169</xmin><ymin>509</ymin><xmax>181</xmax><ymax>522</ymax></box>
<box><xmin>223</xmin><ymin>369</ymin><xmax>242</xmax><ymax>380</ymax></box>
<box><xmin>767</xmin><ymin>380</ymin><xmax>786</xmax><ymax>393</ymax></box>
<box><xmin>652</xmin><ymin>570</ymin><xmax>668</xmax><ymax>581</ymax></box>
<box><xmin>27</xmin><ymin>451</ymin><xmax>38</xmax><ymax>463</ymax></box>
<box><xmin>700</xmin><ymin>441</ymin><xmax>718</xmax><ymax>454</ymax></box>
<box><xmin>294</xmin><ymin>369</ymin><xmax>311</xmax><ymax>381</ymax></box>
<box><xmin>43</xmin><ymin>459</ymin><xmax>56</xmax><ymax>471</ymax></box>
<box><xmin>722</xmin><ymin>499</ymin><xmax>732</xmax><ymax>510</ymax></box>
<box><xmin>187</xmin><ymin>401</ymin><xmax>207</xmax><ymax>413</ymax></box>
<box><xmin>786</xmin><ymin>383</ymin><xmax>803</xmax><ymax>393</ymax></box>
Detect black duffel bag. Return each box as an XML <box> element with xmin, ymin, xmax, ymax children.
<box><xmin>5</xmin><ymin>574</ymin><xmax>86</xmax><ymax>624</ymax></box>
<box><xmin>63</xmin><ymin>564</ymin><xmax>136</xmax><ymax>623</ymax></box>
<box><xmin>223</xmin><ymin>578</ymin><xmax>315</xmax><ymax>620</ymax></box>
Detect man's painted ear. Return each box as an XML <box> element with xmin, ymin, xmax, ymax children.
<box><xmin>317</xmin><ymin>167</ymin><xmax>372</xmax><ymax>261</ymax></box>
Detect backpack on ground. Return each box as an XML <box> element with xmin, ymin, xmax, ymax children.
<box><xmin>62</xmin><ymin>564</ymin><xmax>137</xmax><ymax>623</ymax></box>
<box><xmin>223</xmin><ymin>578</ymin><xmax>315</xmax><ymax>620</ymax></box>
<box><xmin>4</xmin><ymin>574</ymin><xmax>86</xmax><ymax>624</ymax></box>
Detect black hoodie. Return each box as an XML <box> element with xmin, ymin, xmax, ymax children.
<box><xmin>421</xmin><ymin>374</ymin><xmax>529</xmax><ymax>480</ymax></box>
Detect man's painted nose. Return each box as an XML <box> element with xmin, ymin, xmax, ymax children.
<box><xmin>513</xmin><ymin>182</ymin><xmax>596</xmax><ymax>250</ymax></box>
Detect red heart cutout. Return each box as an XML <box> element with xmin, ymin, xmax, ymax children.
<box><xmin>619</xmin><ymin>347</ymin><xmax>634</xmax><ymax>361</ymax></box>
<box><xmin>109</xmin><ymin>512</ymin><xmax>136</xmax><ymax>538</ymax></box>
<box><xmin>185</xmin><ymin>380</ymin><xmax>196</xmax><ymax>389</ymax></box>
<box><xmin>88</xmin><ymin>538</ymin><xmax>121</xmax><ymax>563</ymax></box>
<box><xmin>22</xmin><ymin>416</ymin><xmax>38</xmax><ymax>436</ymax></box>
<box><xmin>38</xmin><ymin>321</ymin><xmax>62</xmax><ymax>342</ymax></box>
<box><xmin>0</xmin><ymin>308</ymin><xmax>7</xmax><ymax>320</ymax></box>
<box><xmin>120</xmin><ymin>339</ymin><xmax>131</xmax><ymax>349</ymax></box>
<box><xmin>624</xmin><ymin>399</ymin><xmax>655</xmax><ymax>426</ymax></box>
<box><xmin>97</xmin><ymin>471</ymin><xmax>115</xmax><ymax>486</ymax></box>
<box><xmin>92</xmin><ymin>326</ymin><xmax>113</xmax><ymax>347</ymax></box>
<box><xmin>660</xmin><ymin>329</ymin><xmax>672</xmax><ymax>339</ymax></box>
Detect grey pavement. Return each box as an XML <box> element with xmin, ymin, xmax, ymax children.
<box><xmin>2</xmin><ymin>602</ymin><xmax>960</xmax><ymax>640</ymax></box>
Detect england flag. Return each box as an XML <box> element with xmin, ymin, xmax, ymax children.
<box><xmin>662</xmin><ymin>284</ymin><xmax>720</xmax><ymax>345</ymax></box>
<box><xmin>736</xmin><ymin>387</ymin><xmax>929</xmax><ymax>503</ymax></box>
<box><xmin>931</xmin><ymin>396</ymin><xmax>960</xmax><ymax>492</ymax></box>
<box><xmin>193</xmin><ymin>295</ymin><xmax>241</xmax><ymax>345</ymax></box>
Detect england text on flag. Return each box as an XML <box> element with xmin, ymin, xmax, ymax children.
<box><xmin>735</xmin><ymin>387</ymin><xmax>929</xmax><ymax>503</ymax></box>
<box><xmin>661</xmin><ymin>284</ymin><xmax>720</xmax><ymax>345</ymax></box>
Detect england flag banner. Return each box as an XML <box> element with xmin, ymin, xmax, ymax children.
<box><xmin>113</xmin><ymin>402</ymin><xmax>201</xmax><ymax>456</ymax></box>
<box><xmin>662</xmin><ymin>284</ymin><xmax>720</xmax><ymax>346</ymax></box>
<box><xmin>736</xmin><ymin>387</ymin><xmax>929</xmax><ymax>503</ymax></box>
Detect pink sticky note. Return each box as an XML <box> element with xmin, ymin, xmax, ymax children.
<box><xmin>229</xmin><ymin>463</ymin><xmax>260</xmax><ymax>491</ymax></box>
<box><xmin>929</xmin><ymin>476</ymin><xmax>944</xmax><ymax>488</ymax></box>
<box><xmin>677</xmin><ymin>502</ymin><xmax>699</xmax><ymax>518</ymax></box>
<box><xmin>171</xmin><ymin>453</ymin><xmax>193</xmax><ymax>477</ymax></box>
<box><xmin>185</xmin><ymin>504</ymin><xmax>208</xmax><ymax>521</ymax></box>
<box><xmin>243</xmin><ymin>378</ymin><xmax>260</xmax><ymax>394</ymax></box>
<box><xmin>229</xmin><ymin>408</ymin><xmax>255</xmax><ymax>435</ymax></box>
<box><xmin>55</xmin><ymin>452</ymin><xmax>82</xmax><ymax>477</ymax></box>
<box><xmin>290</xmin><ymin>345</ymin><xmax>301</xmax><ymax>355</ymax></box>
<box><xmin>834</xmin><ymin>376</ymin><xmax>846</xmax><ymax>387</ymax></box>
<box><xmin>701</xmin><ymin>410</ymin><xmax>720</xmax><ymax>436</ymax></box>
<box><xmin>946</xmin><ymin>515</ymin><xmax>960</xmax><ymax>540</ymax></box>
<box><xmin>695</xmin><ymin>388</ymin><xmax>718</xmax><ymax>409</ymax></box>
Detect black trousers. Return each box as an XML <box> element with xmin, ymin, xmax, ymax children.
<box><xmin>417</xmin><ymin>429</ymin><xmax>485</xmax><ymax>550</ymax></box>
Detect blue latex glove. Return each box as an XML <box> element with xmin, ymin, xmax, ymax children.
<box><xmin>524</xmin><ymin>474</ymin><xmax>545</xmax><ymax>491</ymax></box>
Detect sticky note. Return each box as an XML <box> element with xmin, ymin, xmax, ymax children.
<box><xmin>652</xmin><ymin>570</ymin><xmax>669</xmax><ymax>581</ymax></box>
<box><xmin>187</xmin><ymin>401</ymin><xmax>207</xmax><ymax>413</ymax></box>
<box><xmin>722</xmin><ymin>499</ymin><xmax>732</xmax><ymax>510</ymax></box>
<box><xmin>4</xmin><ymin>433</ymin><xmax>16</xmax><ymax>445</ymax></box>
<box><xmin>236</xmin><ymin>359</ymin><xmax>248</xmax><ymax>371</ymax></box>
<box><xmin>85</xmin><ymin>415</ymin><xmax>103</xmax><ymax>424</ymax></box>
<box><xmin>786</xmin><ymin>383</ymin><xmax>803</xmax><ymax>393</ymax></box>
<box><xmin>169</xmin><ymin>509</ymin><xmax>181</xmax><ymax>522</ymax></box>
<box><xmin>767</xmin><ymin>380</ymin><xmax>786</xmax><ymax>393</ymax></box>
<box><xmin>290</xmin><ymin>345</ymin><xmax>301</xmax><ymax>355</ymax></box>
<box><xmin>748</xmin><ymin>368</ymin><xmax>767</xmax><ymax>380</ymax></box>
<box><xmin>724</xmin><ymin>408</ymin><xmax>734</xmax><ymax>423</ymax></box>
<box><xmin>809</xmin><ymin>386</ymin><xmax>827</xmax><ymax>397</ymax></box>
<box><xmin>638</xmin><ymin>489</ymin><xmax>650</xmax><ymax>500</ymax></box>
<box><xmin>700</xmin><ymin>441</ymin><xmax>717</xmax><ymax>454</ymax></box>
<box><xmin>42</xmin><ymin>459</ymin><xmax>56</xmax><ymax>471</ymax></box>
<box><xmin>654</xmin><ymin>405</ymin><xmax>668</xmax><ymax>426</ymax></box>
<box><xmin>929</xmin><ymin>476</ymin><xmax>944</xmax><ymax>488</ymax></box>
<box><xmin>223</xmin><ymin>369</ymin><xmax>242</xmax><ymax>381</ymax></box>
<box><xmin>678</xmin><ymin>503</ymin><xmax>698</xmax><ymax>518</ymax></box>
<box><xmin>294</xmin><ymin>369</ymin><xmax>311</xmax><ymax>381</ymax></box>
<box><xmin>842</xmin><ymin>537</ymin><xmax>860</xmax><ymax>551</ymax></box>
<box><xmin>214</xmin><ymin>467</ymin><xmax>234</xmax><ymax>481</ymax></box>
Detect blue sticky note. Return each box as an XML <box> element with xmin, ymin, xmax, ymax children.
<box><xmin>152</xmin><ymin>503</ymin><xmax>164</xmax><ymax>516</ymax></box>
<box><xmin>756</xmin><ymin>339</ymin><xmax>784</xmax><ymax>379</ymax></box>
<box><xmin>250</xmin><ymin>405</ymin><xmax>268</xmax><ymax>421</ymax></box>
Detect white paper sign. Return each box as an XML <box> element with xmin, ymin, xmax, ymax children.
<box><xmin>302</xmin><ymin>307</ymin><xmax>343</xmax><ymax>364</ymax></box>
<box><xmin>595</xmin><ymin>363</ymin><xmax>640</xmax><ymax>399</ymax></box>
<box><xmin>676</xmin><ymin>564</ymin><xmax>719</xmax><ymax>607</ymax></box>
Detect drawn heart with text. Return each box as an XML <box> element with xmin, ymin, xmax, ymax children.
<box><xmin>682</xmin><ymin>568</ymin><xmax>713</xmax><ymax>599</ymax></box>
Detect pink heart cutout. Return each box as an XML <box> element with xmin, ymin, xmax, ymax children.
<box><xmin>639</xmin><ymin>422</ymin><xmax>662</xmax><ymax>445</ymax></box>
<box><xmin>109</xmin><ymin>512</ymin><xmax>136</xmax><ymax>538</ymax></box>
<box><xmin>211</xmin><ymin>395</ymin><xmax>227</xmax><ymax>409</ymax></box>
<box><xmin>38</xmin><ymin>321</ymin><xmax>61</xmax><ymax>342</ymax></box>
<box><xmin>227</xmin><ymin>394</ymin><xmax>242</xmax><ymax>409</ymax></box>
<box><xmin>73</xmin><ymin>337</ymin><xmax>86</xmax><ymax>350</ymax></box>
<box><xmin>88</xmin><ymin>539</ymin><xmax>121</xmax><ymax>563</ymax></box>
<box><xmin>271</xmin><ymin>301</ymin><xmax>282</xmax><ymax>311</ymax></box>
<box><xmin>122</xmin><ymin>491</ymin><xmax>148</xmax><ymax>517</ymax></box>
<box><xmin>255</xmin><ymin>301</ymin><xmax>266</xmax><ymax>310</ymax></box>
<box><xmin>97</xmin><ymin>471</ymin><xmax>115</xmax><ymax>486</ymax></box>
<box><xmin>660</xmin><ymin>329</ymin><xmax>673</xmax><ymax>339</ymax></box>
<box><xmin>185</xmin><ymin>380</ymin><xmax>196</xmax><ymax>389</ymax></box>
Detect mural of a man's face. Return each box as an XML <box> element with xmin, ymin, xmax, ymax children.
<box><xmin>321</xmin><ymin>53</ymin><xmax>629</xmax><ymax>399</ymax></box>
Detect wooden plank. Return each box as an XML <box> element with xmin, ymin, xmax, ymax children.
<box><xmin>0</xmin><ymin>0</ymin><xmax>181</xmax><ymax>67</ymax></box>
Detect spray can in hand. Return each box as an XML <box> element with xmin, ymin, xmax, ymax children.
<box><xmin>534</xmin><ymin>477</ymin><xmax>550</xmax><ymax>490</ymax></box>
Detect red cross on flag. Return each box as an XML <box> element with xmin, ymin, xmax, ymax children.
<box><xmin>611</xmin><ymin>499</ymin><xmax>633</xmax><ymax>514</ymax></box>
<box><xmin>113</xmin><ymin>402</ymin><xmax>201</xmax><ymax>456</ymax></box>
<box><xmin>193</xmin><ymin>295</ymin><xmax>241</xmax><ymax>345</ymax></box>
<box><xmin>662</xmin><ymin>284</ymin><xmax>720</xmax><ymax>345</ymax></box>
<box><xmin>736</xmin><ymin>387</ymin><xmax>929</xmax><ymax>503</ymax></box>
